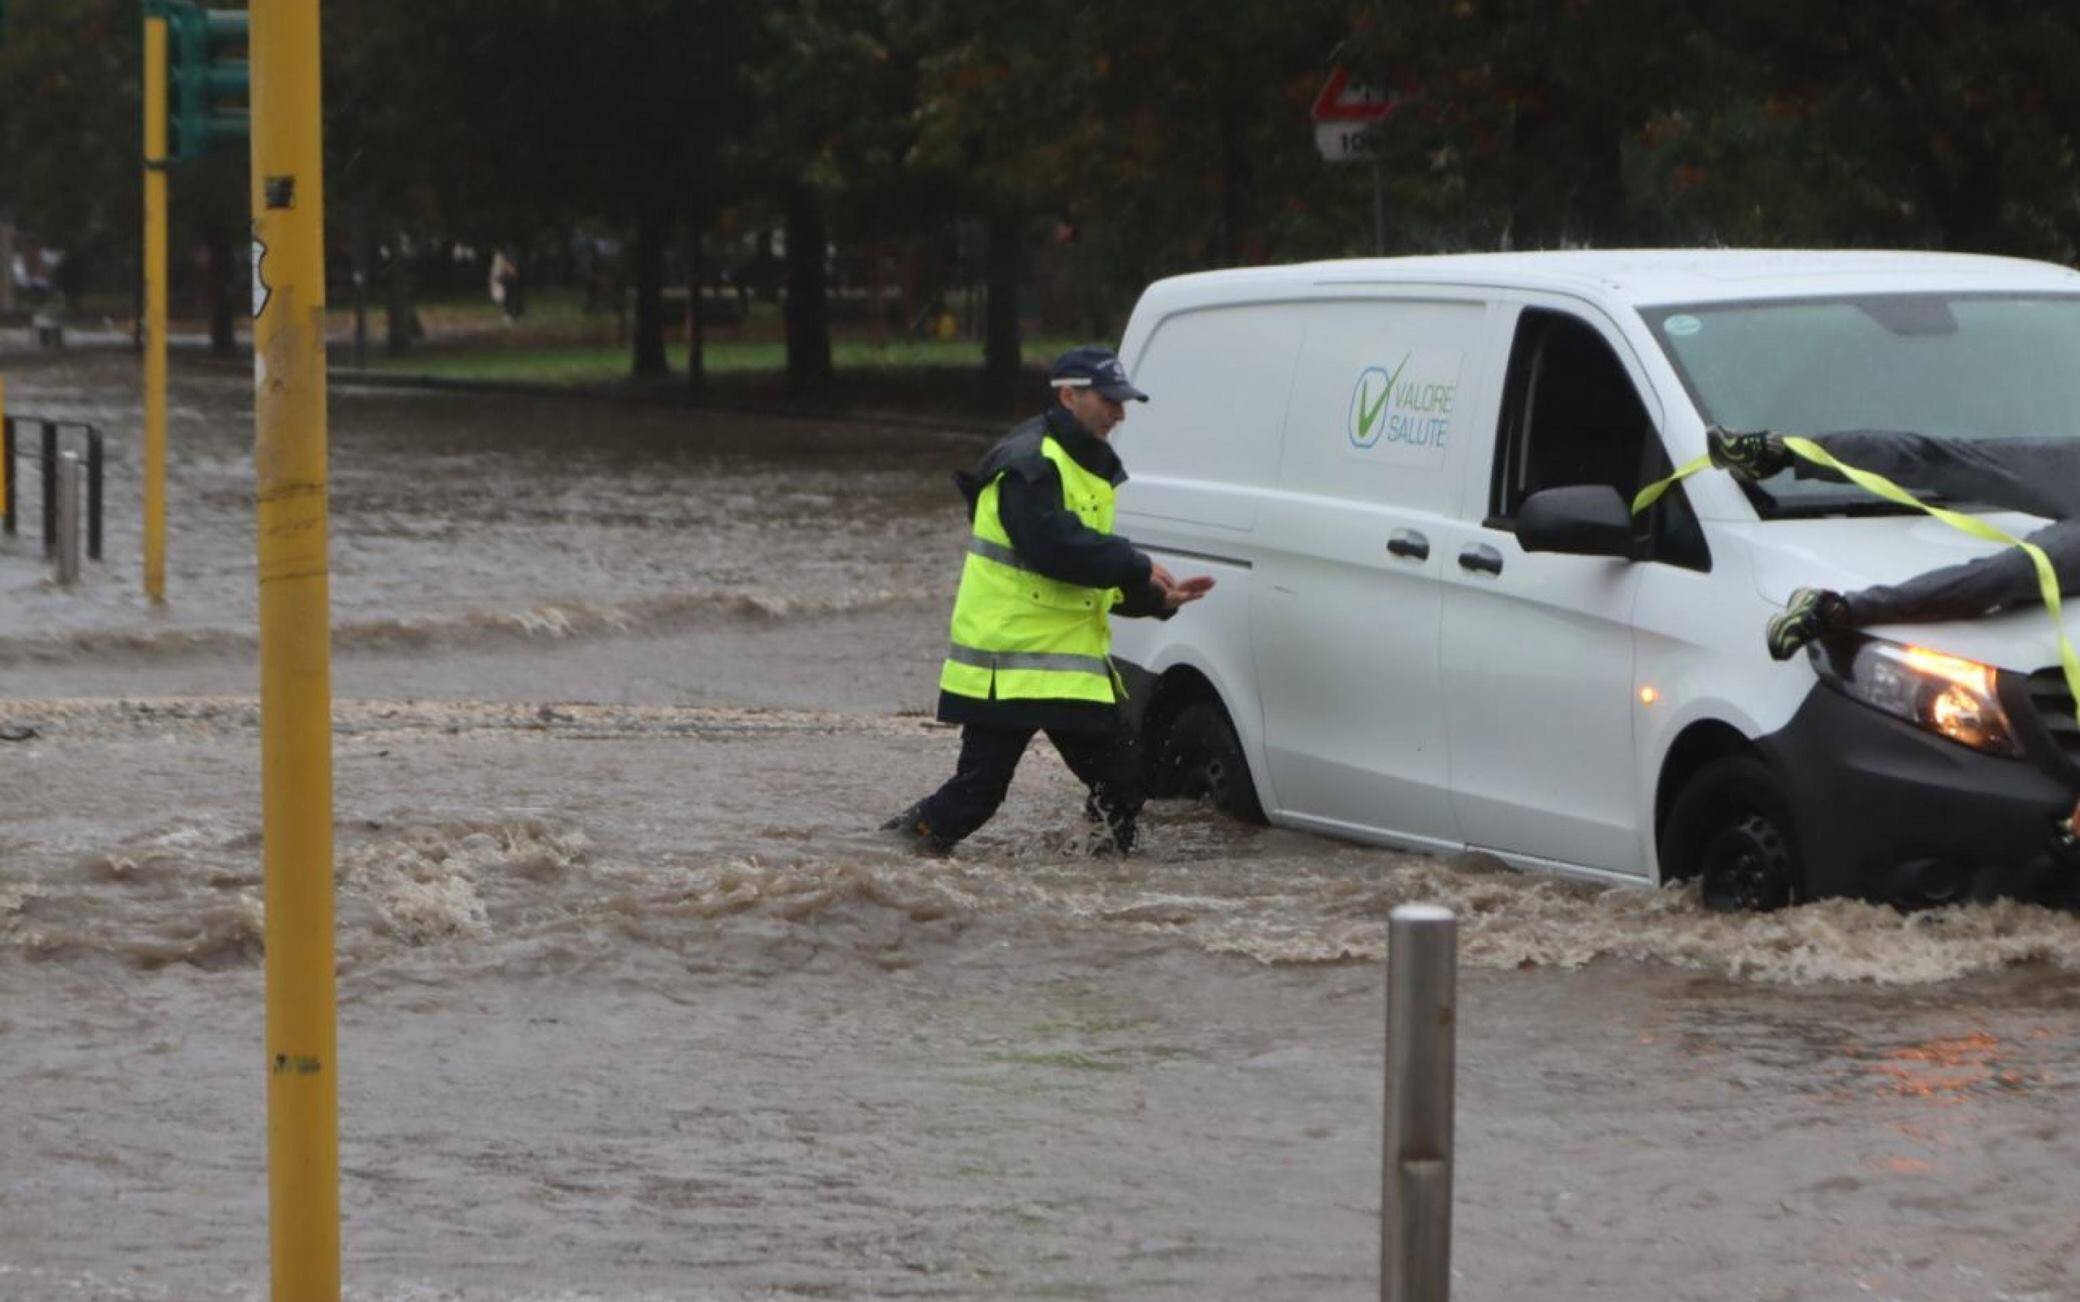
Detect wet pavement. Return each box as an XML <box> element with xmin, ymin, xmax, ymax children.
<box><xmin>2</xmin><ymin>351</ymin><xmax>2077</xmax><ymax>1300</ymax></box>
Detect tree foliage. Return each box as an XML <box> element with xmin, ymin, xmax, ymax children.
<box><xmin>0</xmin><ymin>0</ymin><xmax>141</xmax><ymax>289</ymax></box>
<box><xmin>6</xmin><ymin>0</ymin><xmax>2080</xmax><ymax>366</ymax></box>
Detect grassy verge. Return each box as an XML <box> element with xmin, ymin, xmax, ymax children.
<box><xmin>360</xmin><ymin>336</ymin><xmax>1084</xmax><ymax>385</ymax></box>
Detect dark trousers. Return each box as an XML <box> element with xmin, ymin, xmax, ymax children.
<box><xmin>913</xmin><ymin>721</ymin><xmax>1146</xmax><ymax>851</ymax></box>
<box><xmin>1806</xmin><ymin>433</ymin><xmax>2080</xmax><ymax>626</ymax></box>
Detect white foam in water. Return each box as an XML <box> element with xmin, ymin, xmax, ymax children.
<box><xmin>945</xmin><ymin>795</ymin><xmax>2080</xmax><ymax>986</ymax></box>
<box><xmin>6</xmin><ymin>744</ymin><xmax>2077</xmax><ymax>984</ymax></box>
<box><xmin>339</xmin><ymin>821</ymin><xmax>590</xmax><ymax>945</ymax></box>
<box><xmin>310</xmin><ymin>809</ymin><xmax>2080</xmax><ymax>987</ymax></box>
<box><xmin>1106</xmin><ymin>853</ymin><xmax>2080</xmax><ymax>985</ymax></box>
<box><xmin>0</xmin><ymin>883</ymin><xmax>35</xmax><ymax>945</ymax></box>
<box><xmin>5</xmin><ymin>691</ymin><xmax>2076</xmax><ymax>987</ymax></box>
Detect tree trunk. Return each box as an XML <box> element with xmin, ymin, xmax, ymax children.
<box><xmin>385</xmin><ymin>236</ymin><xmax>414</xmax><ymax>357</ymax></box>
<box><xmin>1505</xmin><ymin>101</ymin><xmax>1558</xmax><ymax>250</ymax></box>
<box><xmin>983</xmin><ymin>210</ymin><xmax>1021</xmax><ymax>394</ymax></box>
<box><xmin>1576</xmin><ymin>116</ymin><xmax>1625</xmax><ymax>247</ymax></box>
<box><xmin>1214</xmin><ymin>89</ymin><xmax>1251</xmax><ymax>264</ymax></box>
<box><xmin>784</xmin><ymin>183</ymin><xmax>832</xmax><ymax>390</ymax></box>
<box><xmin>205</xmin><ymin>223</ymin><xmax>237</xmax><ymax>357</ymax></box>
<box><xmin>869</xmin><ymin>239</ymin><xmax>886</xmax><ymax>349</ymax></box>
<box><xmin>631</xmin><ymin>208</ymin><xmax>669</xmax><ymax>378</ymax></box>
<box><xmin>755</xmin><ymin>227</ymin><xmax>779</xmax><ymax>304</ymax></box>
<box><xmin>900</xmin><ymin>240</ymin><xmax>920</xmax><ymax>339</ymax></box>
<box><xmin>350</xmin><ymin>209</ymin><xmax>370</xmax><ymax>370</ymax></box>
<box><xmin>685</xmin><ymin>225</ymin><xmax>706</xmax><ymax>397</ymax></box>
<box><xmin>1929</xmin><ymin>138</ymin><xmax>2002</xmax><ymax>252</ymax></box>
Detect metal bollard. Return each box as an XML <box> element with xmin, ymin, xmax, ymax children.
<box><xmin>83</xmin><ymin>427</ymin><xmax>103</xmax><ymax>560</ymax></box>
<box><xmin>55</xmin><ymin>451</ymin><xmax>82</xmax><ymax>586</ymax></box>
<box><xmin>1381</xmin><ymin>903</ymin><xmax>1457</xmax><ymax>1302</ymax></box>
<box><xmin>40</xmin><ymin>420</ymin><xmax>56</xmax><ymax>553</ymax></box>
<box><xmin>1</xmin><ymin>415</ymin><xmax>13</xmax><ymax>535</ymax></box>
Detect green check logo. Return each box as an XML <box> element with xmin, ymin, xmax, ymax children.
<box><xmin>1349</xmin><ymin>354</ymin><xmax>1410</xmax><ymax>448</ymax></box>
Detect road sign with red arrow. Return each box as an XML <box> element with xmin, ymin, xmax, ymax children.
<box><xmin>1311</xmin><ymin>66</ymin><xmax>1393</xmax><ymax>162</ymax></box>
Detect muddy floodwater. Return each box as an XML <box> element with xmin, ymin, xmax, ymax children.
<box><xmin>2</xmin><ymin>352</ymin><xmax>2078</xmax><ymax>1300</ymax></box>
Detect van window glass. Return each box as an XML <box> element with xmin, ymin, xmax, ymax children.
<box><xmin>1491</xmin><ymin>308</ymin><xmax>1705</xmax><ymax>568</ymax></box>
<box><xmin>1492</xmin><ymin>310</ymin><xmax>1660</xmax><ymax>512</ymax></box>
<box><xmin>1643</xmin><ymin>293</ymin><xmax>2080</xmax><ymax>516</ymax></box>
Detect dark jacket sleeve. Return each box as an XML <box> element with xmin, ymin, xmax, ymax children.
<box><xmin>1111</xmin><ymin>579</ymin><xmax>1176</xmax><ymax>620</ymax></box>
<box><xmin>996</xmin><ymin>464</ymin><xmax>1157</xmax><ymax>594</ymax></box>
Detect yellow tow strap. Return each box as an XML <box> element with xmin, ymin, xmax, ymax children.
<box><xmin>1630</xmin><ymin>454</ymin><xmax>1711</xmax><ymax>516</ymax></box>
<box><xmin>1632</xmin><ymin>437</ymin><xmax>2080</xmax><ymax>729</ymax></box>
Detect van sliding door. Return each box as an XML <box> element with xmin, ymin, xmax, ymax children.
<box><xmin>1247</xmin><ymin>296</ymin><xmax>1491</xmax><ymax>848</ymax></box>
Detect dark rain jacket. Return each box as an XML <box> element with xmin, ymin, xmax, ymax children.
<box><xmin>936</xmin><ymin>406</ymin><xmax>1171</xmax><ymax>734</ymax></box>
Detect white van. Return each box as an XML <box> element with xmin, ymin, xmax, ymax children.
<box><xmin>1107</xmin><ymin>250</ymin><xmax>2080</xmax><ymax>909</ymax></box>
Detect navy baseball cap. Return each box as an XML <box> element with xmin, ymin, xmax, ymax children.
<box><xmin>1049</xmin><ymin>345</ymin><xmax>1149</xmax><ymax>402</ymax></box>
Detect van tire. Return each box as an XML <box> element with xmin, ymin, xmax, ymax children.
<box><xmin>1661</xmin><ymin>756</ymin><xmax>1804</xmax><ymax>912</ymax></box>
<box><xmin>1150</xmin><ymin>700</ymin><xmax>1266</xmax><ymax>823</ymax></box>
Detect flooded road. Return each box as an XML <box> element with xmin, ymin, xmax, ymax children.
<box><xmin>0</xmin><ymin>352</ymin><xmax>958</xmax><ymax>663</ymax></box>
<box><xmin>2</xmin><ymin>352</ymin><xmax>2078</xmax><ymax>1299</ymax></box>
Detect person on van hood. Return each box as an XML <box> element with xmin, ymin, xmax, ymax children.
<box><xmin>883</xmin><ymin>345</ymin><xmax>1214</xmax><ymax>856</ymax></box>
<box><xmin>1709</xmin><ymin>428</ymin><xmax>2080</xmax><ymax>659</ymax></box>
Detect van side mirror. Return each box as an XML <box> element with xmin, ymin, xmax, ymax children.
<box><xmin>1516</xmin><ymin>485</ymin><xmax>1637</xmax><ymax>559</ymax></box>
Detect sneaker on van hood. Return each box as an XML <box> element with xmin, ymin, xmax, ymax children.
<box><xmin>1767</xmin><ymin>587</ymin><xmax>1849</xmax><ymax>661</ymax></box>
<box><xmin>1708</xmin><ymin>427</ymin><xmax>1793</xmax><ymax>482</ymax></box>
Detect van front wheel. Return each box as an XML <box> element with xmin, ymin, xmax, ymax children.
<box><xmin>1149</xmin><ymin>700</ymin><xmax>1266</xmax><ymax>823</ymax></box>
<box><xmin>1662</xmin><ymin>756</ymin><xmax>1804</xmax><ymax>912</ymax></box>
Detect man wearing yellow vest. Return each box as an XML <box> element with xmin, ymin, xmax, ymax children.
<box><xmin>885</xmin><ymin>345</ymin><xmax>1213</xmax><ymax>855</ymax></box>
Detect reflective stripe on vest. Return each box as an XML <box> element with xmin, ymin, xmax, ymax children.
<box><xmin>945</xmin><ymin>642</ymin><xmax>1111</xmax><ymax>677</ymax></box>
<box><xmin>939</xmin><ymin>433</ymin><xmax>1123</xmax><ymax>706</ymax></box>
<box><xmin>967</xmin><ymin>536</ymin><xmax>1039</xmax><ymax>574</ymax></box>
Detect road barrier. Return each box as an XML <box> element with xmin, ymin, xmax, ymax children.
<box><xmin>1382</xmin><ymin>903</ymin><xmax>1457</xmax><ymax>1302</ymax></box>
<box><xmin>1</xmin><ymin>415</ymin><xmax>105</xmax><ymax>565</ymax></box>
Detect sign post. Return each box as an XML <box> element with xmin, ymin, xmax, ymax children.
<box><xmin>143</xmin><ymin>3</ymin><xmax>169</xmax><ymax>602</ymax></box>
<box><xmin>140</xmin><ymin>1</ymin><xmax>250</xmax><ymax>605</ymax></box>
<box><xmin>1311</xmin><ymin>66</ymin><xmax>1395</xmax><ymax>255</ymax></box>
<box><xmin>250</xmin><ymin>0</ymin><xmax>341</xmax><ymax>1294</ymax></box>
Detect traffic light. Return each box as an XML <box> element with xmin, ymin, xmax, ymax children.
<box><xmin>167</xmin><ymin>1</ymin><xmax>248</xmax><ymax>163</ymax></box>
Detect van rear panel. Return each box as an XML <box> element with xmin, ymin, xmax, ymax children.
<box><xmin>1111</xmin><ymin>303</ymin><xmax>1308</xmax><ymax>533</ymax></box>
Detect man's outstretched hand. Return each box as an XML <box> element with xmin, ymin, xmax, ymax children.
<box><xmin>1160</xmin><ymin>574</ymin><xmax>1215</xmax><ymax>610</ymax></box>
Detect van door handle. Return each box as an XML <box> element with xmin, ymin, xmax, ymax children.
<box><xmin>1458</xmin><ymin>543</ymin><xmax>1504</xmax><ymax>576</ymax></box>
<box><xmin>1386</xmin><ymin>530</ymin><xmax>1430</xmax><ymax>562</ymax></box>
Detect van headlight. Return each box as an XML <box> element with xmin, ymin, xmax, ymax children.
<box><xmin>1814</xmin><ymin>637</ymin><xmax>2019</xmax><ymax>757</ymax></box>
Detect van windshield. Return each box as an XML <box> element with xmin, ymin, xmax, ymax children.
<box><xmin>1642</xmin><ymin>293</ymin><xmax>2080</xmax><ymax>518</ymax></box>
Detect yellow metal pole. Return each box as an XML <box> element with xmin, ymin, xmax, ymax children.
<box><xmin>250</xmin><ymin>0</ymin><xmax>340</xmax><ymax>1295</ymax></box>
<box><xmin>142</xmin><ymin>11</ymin><xmax>169</xmax><ymax>603</ymax></box>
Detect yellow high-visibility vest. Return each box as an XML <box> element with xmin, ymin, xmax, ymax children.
<box><xmin>940</xmin><ymin>435</ymin><xmax>1124</xmax><ymax>705</ymax></box>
